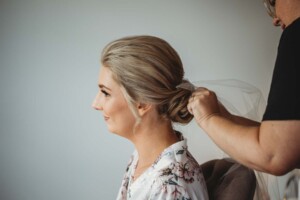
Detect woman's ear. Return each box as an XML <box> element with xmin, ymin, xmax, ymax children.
<box><xmin>137</xmin><ymin>103</ymin><xmax>152</xmax><ymax>117</ymax></box>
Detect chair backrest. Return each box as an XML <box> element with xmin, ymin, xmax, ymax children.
<box><xmin>201</xmin><ymin>158</ymin><xmax>256</xmax><ymax>200</ymax></box>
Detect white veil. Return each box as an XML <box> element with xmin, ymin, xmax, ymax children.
<box><xmin>187</xmin><ymin>79</ymin><xmax>280</xmax><ymax>200</ymax></box>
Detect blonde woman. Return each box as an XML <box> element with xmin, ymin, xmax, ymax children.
<box><xmin>92</xmin><ymin>35</ymin><xmax>208</xmax><ymax>200</ymax></box>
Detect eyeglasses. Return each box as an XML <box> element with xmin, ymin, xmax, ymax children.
<box><xmin>263</xmin><ymin>0</ymin><xmax>276</xmax><ymax>18</ymax></box>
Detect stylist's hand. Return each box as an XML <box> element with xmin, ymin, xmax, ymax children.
<box><xmin>187</xmin><ymin>87</ymin><xmax>221</xmax><ymax>127</ymax></box>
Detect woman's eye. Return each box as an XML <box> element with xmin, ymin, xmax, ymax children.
<box><xmin>101</xmin><ymin>90</ymin><xmax>110</xmax><ymax>97</ymax></box>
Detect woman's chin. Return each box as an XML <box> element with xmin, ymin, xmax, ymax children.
<box><xmin>107</xmin><ymin>129</ymin><xmax>130</xmax><ymax>139</ymax></box>
<box><xmin>107</xmin><ymin>127</ymin><xmax>120</xmax><ymax>136</ymax></box>
<box><xmin>106</xmin><ymin>126</ymin><xmax>115</xmax><ymax>134</ymax></box>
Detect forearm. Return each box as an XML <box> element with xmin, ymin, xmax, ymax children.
<box><xmin>189</xmin><ymin>88</ymin><xmax>300</xmax><ymax>174</ymax></box>
<box><xmin>218</xmin><ymin>101</ymin><xmax>260</xmax><ymax>126</ymax></box>
<box><xmin>230</xmin><ymin>114</ymin><xmax>260</xmax><ymax>126</ymax></box>
<box><xmin>198</xmin><ymin>114</ymin><xmax>272</xmax><ymax>173</ymax></box>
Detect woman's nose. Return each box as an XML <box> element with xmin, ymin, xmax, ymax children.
<box><xmin>92</xmin><ymin>93</ymin><xmax>103</xmax><ymax>110</ymax></box>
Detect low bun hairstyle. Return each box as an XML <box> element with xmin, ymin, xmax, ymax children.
<box><xmin>101</xmin><ymin>35</ymin><xmax>193</xmax><ymax>124</ymax></box>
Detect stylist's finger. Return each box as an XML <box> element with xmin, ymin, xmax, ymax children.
<box><xmin>188</xmin><ymin>87</ymin><xmax>207</xmax><ymax>104</ymax></box>
<box><xmin>188</xmin><ymin>88</ymin><xmax>220</xmax><ymax>125</ymax></box>
<box><xmin>187</xmin><ymin>88</ymin><xmax>203</xmax><ymax>117</ymax></box>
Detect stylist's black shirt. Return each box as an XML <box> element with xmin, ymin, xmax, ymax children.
<box><xmin>263</xmin><ymin>17</ymin><xmax>300</xmax><ymax>121</ymax></box>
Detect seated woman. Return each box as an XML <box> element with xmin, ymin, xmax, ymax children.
<box><xmin>92</xmin><ymin>35</ymin><xmax>208</xmax><ymax>199</ymax></box>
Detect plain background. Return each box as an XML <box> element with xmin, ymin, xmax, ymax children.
<box><xmin>0</xmin><ymin>0</ymin><xmax>290</xmax><ymax>199</ymax></box>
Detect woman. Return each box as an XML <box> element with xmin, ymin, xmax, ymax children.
<box><xmin>92</xmin><ymin>35</ymin><xmax>208</xmax><ymax>199</ymax></box>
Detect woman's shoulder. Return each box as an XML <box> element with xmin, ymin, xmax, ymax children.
<box><xmin>156</xmin><ymin>137</ymin><xmax>200</xmax><ymax>167</ymax></box>
<box><xmin>153</xmin><ymin>139</ymin><xmax>203</xmax><ymax>184</ymax></box>
<box><xmin>148</xmin><ymin>138</ymin><xmax>208</xmax><ymax>199</ymax></box>
<box><xmin>150</xmin><ymin>148</ymin><xmax>208</xmax><ymax>199</ymax></box>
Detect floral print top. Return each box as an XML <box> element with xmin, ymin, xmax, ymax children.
<box><xmin>116</xmin><ymin>135</ymin><xmax>209</xmax><ymax>200</ymax></box>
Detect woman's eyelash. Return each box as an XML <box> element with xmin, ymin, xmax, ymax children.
<box><xmin>101</xmin><ymin>89</ymin><xmax>110</xmax><ymax>96</ymax></box>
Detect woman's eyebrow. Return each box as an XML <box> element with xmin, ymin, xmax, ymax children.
<box><xmin>98</xmin><ymin>84</ymin><xmax>111</xmax><ymax>91</ymax></box>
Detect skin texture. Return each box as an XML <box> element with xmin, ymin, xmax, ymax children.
<box><xmin>92</xmin><ymin>66</ymin><xmax>137</xmax><ymax>137</ymax></box>
<box><xmin>187</xmin><ymin>0</ymin><xmax>300</xmax><ymax>176</ymax></box>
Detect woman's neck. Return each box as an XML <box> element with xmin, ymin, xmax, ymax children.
<box><xmin>131</xmin><ymin>119</ymin><xmax>179</xmax><ymax>170</ymax></box>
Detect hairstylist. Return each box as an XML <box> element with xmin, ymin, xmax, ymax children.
<box><xmin>188</xmin><ymin>0</ymin><xmax>300</xmax><ymax>175</ymax></box>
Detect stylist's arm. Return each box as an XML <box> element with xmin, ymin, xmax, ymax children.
<box><xmin>188</xmin><ymin>87</ymin><xmax>300</xmax><ymax>175</ymax></box>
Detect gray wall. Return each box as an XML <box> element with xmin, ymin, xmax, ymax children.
<box><xmin>0</xmin><ymin>0</ymin><xmax>285</xmax><ymax>199</ymax></box>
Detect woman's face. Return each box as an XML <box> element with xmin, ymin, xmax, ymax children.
<box><xmin>92</xmin><ymin>66</ymin><xmax>136</xmax><ymax>137</ymax></box>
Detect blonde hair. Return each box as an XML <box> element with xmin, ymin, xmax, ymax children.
<box><xmin>101</xmin><ymin>35</ymin><xmax>193</xmax><ymax>124</ymax></box>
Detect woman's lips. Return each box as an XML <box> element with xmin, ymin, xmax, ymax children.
<box><xmin>104</xmin><ymin>116</ymin><xmax>109</xmax><ymax>121</ymax></box>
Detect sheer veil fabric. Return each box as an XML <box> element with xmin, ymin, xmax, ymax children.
<box><xmin>178</xmin><ymin>79</ymin><xmax>280</xmax><ymax>200</ymax></box>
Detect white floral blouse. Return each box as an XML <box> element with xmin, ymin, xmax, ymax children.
<box><xmin>116</xmin><ymin>135</ymin><xmax>209</xmax><ymax>200</ymax></box>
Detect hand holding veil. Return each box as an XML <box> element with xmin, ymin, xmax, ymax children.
<box><xmin>178</xmin><ymin>79</ymin><xmax>280</xmax><ymax>200</ymax></box>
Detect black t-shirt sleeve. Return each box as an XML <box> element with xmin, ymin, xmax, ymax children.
<box><xmin>263</xmin><ymin>18</ymin><xmax>300</xmax><ymax>121</ymax></box>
